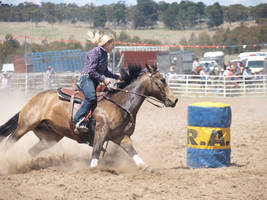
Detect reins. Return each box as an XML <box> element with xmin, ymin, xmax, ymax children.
<box><xmin>107</xmin><ymin>86</ymin><xmax>165</xmax><ymax>108</ymax></box>
<box><xmin>102</xmin><ymin>94</ymin><xmax>136</xmax><ymax>126</ymax></box>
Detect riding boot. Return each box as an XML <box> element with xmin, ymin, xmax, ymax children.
<box><xmin>74</xmin><ymin>117</ymin><xmax>88</xmax><ymax>134</ymax></box>
<box><xmin>88</xmin><ymin>117</ymin><xmax>96</xmax><ymax>146</ymax></box>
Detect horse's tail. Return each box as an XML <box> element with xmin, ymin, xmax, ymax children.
<box><xmin>0</xmin><ymin>112</ymin><xmax>20</xmax><ymax>141</ymax></box>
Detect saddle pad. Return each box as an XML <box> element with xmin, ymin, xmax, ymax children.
<box><xmin>57</xmin><ymin>88</ymin><xmax>84</xmax><ymax>104</ymax></box>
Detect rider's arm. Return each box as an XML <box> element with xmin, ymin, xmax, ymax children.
<box><xmin>103</xmin><ymin>68</ymin><xmax>120</xmax><ymax>80</ymax></box>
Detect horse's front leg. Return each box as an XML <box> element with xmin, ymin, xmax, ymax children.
<box><xmin>90</xmin><ymin>124</ymin><xmax>107</xmax><ymax>168</ymax></box>
<box><xmin>117</xmin><ymin>135</ymin><xmax>147</xmax><ymax>169</ymax></box>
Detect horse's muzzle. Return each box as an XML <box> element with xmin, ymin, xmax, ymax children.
<box><xmin>166</xmin><ymin>98</ymin><xmax>178</xmax><ymax>107</ymax></box>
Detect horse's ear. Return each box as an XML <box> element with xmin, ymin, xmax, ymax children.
<box><xmin>152</xmin><ymin>64</ymin><xmax>158</xmax><ymax>72</ymax></box>
<box><xmin>146</xmin><ymin>64</ymin><xmax>154</xmax><ymax>73</ymax></box>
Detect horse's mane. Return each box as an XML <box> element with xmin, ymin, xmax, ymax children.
<box><xmin>107</xmin><ymin>64</ymin><xmax>144</xmax><ymax>95</ymax></box>
<box><xmin>117</xmin><ymin>64</ymin><xmax>144</xmax><ymax>89</ymax></box>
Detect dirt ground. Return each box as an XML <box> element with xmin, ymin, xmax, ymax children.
<box><xmin>0</xmin><ymin>95</ymin><xmax>267</xmax><ymax>200</ymax></box>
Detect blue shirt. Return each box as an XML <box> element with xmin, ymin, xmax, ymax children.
<box><xmin>81</xmin><ymin>46</ymin><xmax>119</xmax><ymax>82</ymax></box>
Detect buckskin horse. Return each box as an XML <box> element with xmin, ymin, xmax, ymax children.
<box><xmin>0</xmin><ymin>64</ymin><xmax>178</xmax><ymax>169</ymax></box>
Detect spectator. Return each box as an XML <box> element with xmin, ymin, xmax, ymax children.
<box><xmin>199</xmin><ymin>67</ymin><xmax>207</xmax><ymax>85</ymax></box>
<box><xmin>223</xmin><ymin>66</ymin><xmax>230</xmax><ymax>77</ymax></box>
<box><xmin>192</xmin><ymin>58</ymin><xmax>199</xmax><ymax>74</ymax></box>
<box><xmin>204</xmin><ymin>63</ymin><xmax>211</xmax><ymax>73</ymax></box>
<box><xmin>167</xmin><ymin>66</ymin><xmax>177</xmax><ymax>80</ymax></box>
<box><xmin>256</xmin><ymin>70</ymin><xmax>263</xmax><ymax>81</ymax></box>
<box><xmin>228</xmin><ymin>67</ymin><xmax>234</xmax><ymax>80</ymax></box>
<box><xmin>219</xmin><ymin>68</ymin><xmax>224</xmax><ymax>76</ymax></box>
<box><xmin>46</xmin><ymin>66</ymin><xmax>54</xmax><ymax>89</ymax></box>
<box><xmin>243</xmin><ymin>67</ymin><xmax>252</xmax><ymax>86</ymax></box>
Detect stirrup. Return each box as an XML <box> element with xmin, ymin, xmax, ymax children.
<box><xmin>76</xmin><ymin>124</ymin><xmax>88</xmax><ymax>132</ymax></box>
<box><xmin>74</xmin><ymin>120</ymin><xmax>88</xmax><ymax>134</ymax></box>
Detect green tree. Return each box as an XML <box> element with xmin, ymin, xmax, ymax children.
<box><xmin>206</xmin><ymin>3</ymin><xmax>224</xmax><ymax>27</ymax></box>
<box><xmin>157</xmin><ymin>1</ymin><xmax>169</xmax><ymax>21</ymax></box>
<box><xmin>93</xmin><ymin>6</ymin><xmax>107</xmax><ymax>27</ymax></box>
<box><xmin>42</xmin><ymin>2</ymin><xmax>57</xmax><ymax>26</ymax></box>
<box><xmin>112</xmin><ymin>2</ymin><xmax>127</xmax><ymax>26</ymax></box>
<box><xmin>31</xmin><ymin>6</ymin><xmax>44</xmax><ymax>26</ymax></box>
<box><xmin>162</xmin><ymin>3</ymin><xmax>180</xmax><ymax>30</ymax></box>
<box><xmin>224</xmin><ymin>4</ymin><xmax>248</xmax><ymax>24</ymax></box>
<box><xmin>134</xmin><ymin>0</ymin><xmax>158</xmax><ymax>28</ymax></box>
<box><xmin>0</xmin><ymin>34</ymin><xmax>20</xmax><ymax>64</ymax></box>
<box><xmin>257</xmin><ymin>24</ymin><xmax>267</xmax><ymax>43</ymax></box>
<box><xmin>195</xmin><ymin>2</ymin><xmax>205</xmax><ymax>29</ymax></box>
<box><xmin>176</xmin><ymin>1</ymin><xmax>188</xmax><ymax>30</ymax></box>
<box><xmin>106</xmin><ymin>2</ymin><xmax>127</xmax><ymax>27</ymax></box>
<box><xmin>251</xmin><ymin>4</ymin><xmax>267</xmax><ymax>24</ymax></box>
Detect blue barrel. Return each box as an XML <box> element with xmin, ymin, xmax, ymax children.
<box><xmin>187</xmin><ymin>102</ymin><xmax>231</xmax><ymax>168</ymax></box>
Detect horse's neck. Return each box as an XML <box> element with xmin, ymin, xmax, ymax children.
<box><xmin>115</xmin><ymin>78</ymin><xmax>146</xmax><ymax>116</ymax></box>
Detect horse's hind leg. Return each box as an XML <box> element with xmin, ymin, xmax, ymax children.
<box><xmin>4</xmin><ymin>126</ymin><xmax>31</xmax><ymax>151</ymax></box>
<box><xmin>116</xmin><ymin>135</ymin><xmax>147</xmax><ymax>169</ymax></box>
<box><xmin>28</xmin><ymin>128</ymin><xmax>63</xmax><ymax>157</ymax></box>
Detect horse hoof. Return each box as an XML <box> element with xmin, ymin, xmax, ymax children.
<box><xmin>90</xmin><ymin>158</ymin><xmax>98</xmax><ymax>168</ymax></box>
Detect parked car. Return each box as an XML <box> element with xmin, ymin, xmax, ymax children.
<box><xmin>238</xmin><ymin>52</ymin><xmax>267</xmax><ymax>61</ymax></box>
<box><xmin>245</xmin><ymin>56</ymin><xmax>266</xmax><ymax>74</ymax></box>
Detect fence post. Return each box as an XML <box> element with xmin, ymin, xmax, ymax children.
<box><xmin>243</xmin><ymin>76</ymin><xmax>246</xmax><ymax>95</ymax></box>
<box><xmin>264</xmin><ymin>74</ymin><xmax>266</xmax><ymax>94</ymax></box>
<box><xmin>25</xmin><ymin>73</ymin><xmax>28</xmax><ymax>96</ymax></box>
<box><xmin>223</xmin><ymin>76</ymin><xmax>226</xmax><ymax>97</ymax></box>
<box><xmin>186</xmin><ymin>75</ymin><xmax>189</xmax><ymax>96</ymax></box>
<box><xmin>43</xmin><ymin>72</ymin><xmax>47</xmax><ymax>91</ymax></box>
<box><xmin>205</xmin><ymin>76</ymin><xmax>208</xmax><ymax>96</ymax></box>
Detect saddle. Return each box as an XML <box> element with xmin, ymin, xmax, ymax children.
<box><xmin>57</xmin><ymin>84</ymin><xmax>107</xmax><ymax>144</ymax></box>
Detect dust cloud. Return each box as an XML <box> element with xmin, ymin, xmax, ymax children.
<box><xmin>1</xmin><ymin>94</ymin><xmax>267</xmax><ymax>199</ymax></box>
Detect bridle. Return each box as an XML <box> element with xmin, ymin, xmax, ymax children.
<box><xmin>107</xmin><ymin>71</ymin><xmax>167</xmax><ymax>108</ymax></box>
<box><xmin>148</xmin><ymin>70</ymin><xmax>168</xmax><ymax>106</ymax></box>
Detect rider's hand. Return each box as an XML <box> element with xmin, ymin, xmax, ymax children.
<box><xmin>104</xmin><ymin>78</ymin><xmax>111</xmax><ymax>86</ymax></box>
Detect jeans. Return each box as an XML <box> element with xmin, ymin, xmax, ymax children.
<box><xmin>73</xmin><ymin>75</ymin><xmax>98</xmax><ymax>124</ymax></box>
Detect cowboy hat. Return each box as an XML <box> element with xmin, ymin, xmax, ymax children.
<box><xmin>88</xmin><ymin>31</ymin><xmax>114</xmax><ymax>47</ymax></box>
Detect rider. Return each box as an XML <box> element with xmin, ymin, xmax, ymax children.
<box><xmin>73</xmin><ymin>31</ymin><xmax>121</xmax><ymax>132</ymax></box>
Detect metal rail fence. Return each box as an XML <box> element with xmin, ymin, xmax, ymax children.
<box><xmin>167</xmin><ymin>74</ymin><xmax>267</xmax><ymax>97</ymax></box>
<box><xmin>3</xmin><ymin>72</ymin><xmax>77</xmax><ymax>96</ymax></box>
<box><xmin>2</xmin><ymin>73</ymin><xmax>267</xmax><ymax>98</ymax></box>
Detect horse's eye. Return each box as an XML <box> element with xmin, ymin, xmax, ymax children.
<box><xmin>160</xmin><ymin>78</ymin><xmax>166</xmax><ymax>84</ymax></box>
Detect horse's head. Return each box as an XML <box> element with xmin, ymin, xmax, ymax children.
<box><xmin>145</xmin><ymin>64</ymin><xmax>178</xmax><ymax>107</ymax></box>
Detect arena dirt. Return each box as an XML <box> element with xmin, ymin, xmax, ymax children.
<box><xmin>0</xmin><ymin>95</ymin><xmax>267</xmax><ymax>200</ymax></box>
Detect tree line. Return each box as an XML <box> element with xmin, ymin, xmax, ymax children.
<box><xmin>1</xmin><ymin>23</ymin><xmax>266</xmax><ymax>66</ymax></box>
<box><xmin>0</xmin><ymin>0</ymin><xmax>266</xmax><ymax>29</ymax></box>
